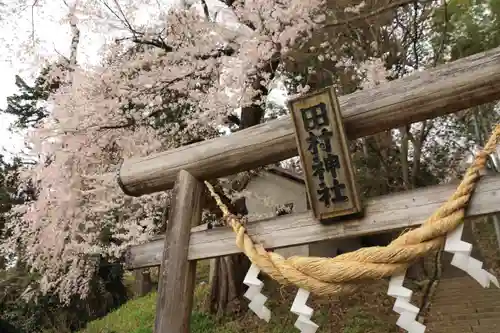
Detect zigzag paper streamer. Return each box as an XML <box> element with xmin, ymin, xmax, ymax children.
<box><xmin>290</xmin><ymin>288</ymin><xmax>319</xmax><ymax>333</ymax></box>
<box><xmin>444</xmin><ymin>223</ymin><xmax>499</xmax><ymax>288</ymax></box>
<box><xmin>387</xmin><ymin>273</ymin><xmax>426</xmax><ymax>333</ymax></box>
<box><xmin>243</xmin><ymin>263</ymin><xmax>271</xmax><ymax>322</ymax></box>
<box><xmin>387</xmin><ymin>220</ymin><xmax>500</xmax><ymax>333</ymax></box>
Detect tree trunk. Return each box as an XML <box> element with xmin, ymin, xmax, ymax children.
<box><xmin>208</xmin><ymin>254</ymin><xmax>251</xmax><ymax>317</ymax></box>
<box><xmin>205</xmin><ymin>177</ymin><xmax>252</xmax><ymax>316</ymax></box>
<box><xmin>399</xmin><ymin>126</ymin><xmax>410</xmax><ymax>189</ymax></box>
<box><xmin>205</xmin><ymin>185</ymin><xmax>252</xmax><ymax>316</ymax></box>
<box><xmin>199</xmin><ymin>173</ymin><xmax>252</xmax><ymax>316</ymax></box>
<box><xmin>410</xmin><ymin>120</ymin><xmax>430</xmax><ymax>188</ymax></box>
<box><xmin>133</xmin><ymin>268</ymin><xmax>153</xmax><ymax>297</ymax></box>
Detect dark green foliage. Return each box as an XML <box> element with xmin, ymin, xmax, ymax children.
<box><xmin>0</xmin><ymin>259</ymin><xmax>128</xmax><ymax>333</ymax></box>
<box><xmin>190</xmin><ymin>312</ymin><xmax>217</xmax><ymax>333</ymax></box>
<box><xmin>1</xmin><ymin>64</ymin><xmax>65</xmax><ymax>129</ymax></box>
<box><xmin>0</xmin><ymin>317</ymin><xmax>24</xmax><ymax>333</ymax></box>
<box><xmin>431</xmin><ymin>0</ymin><xmax>500</xmax><ymax>62</ymax></box>
<box><xmin>0</xmin><ymin>156</ymin><xmax>27</xmax><ymax>269</ymax></box>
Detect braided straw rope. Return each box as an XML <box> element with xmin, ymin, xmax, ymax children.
<box><xmin>204</xmin><ymin>124</ymin><xmax>500</xmax><ymax>297</ymax></box>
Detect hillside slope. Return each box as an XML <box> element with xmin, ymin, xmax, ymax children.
<box><xmin>79</xmin><ymin>279</ymin><xmax>398</xmax><ymax>333</ymax></box>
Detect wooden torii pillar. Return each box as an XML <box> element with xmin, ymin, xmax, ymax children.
<box><xmin>154</xmin><ymin>170</ymin><xmax>204</xmax><ymax>333</ymax></box>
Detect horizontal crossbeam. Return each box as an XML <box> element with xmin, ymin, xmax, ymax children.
<box><xmin>118</xmin><ymin>47</ymin><xmax>500</xmax><ymax>196</ymax></box>
<box><xmin>125</xmin><ymin>175</ymin><xmax>500</xmax><ymax>269</ymax></box>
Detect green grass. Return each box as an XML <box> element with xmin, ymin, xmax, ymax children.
<box><xmin>79</xmin><ymin>291</ymin><xmax>157</xmax><ymax>333</ymax></box>
<box><xmin>342</xmin><ymin>307</ymin><xmax>394</xmax><ymax>333</ymax></box>
<box><xmin>79</xmin><ymin>261</ymin><xmax>398</xmax><ymax>333</ymax></box>
<box><xmin>79</xmin><ymin>285</ymin><xmax>398</xmax><ymax>333</ymax></box>
<box><xmin>78</xmin><ymin>286</ymin><xmax>216</xmax><ymax>333</ymax></box>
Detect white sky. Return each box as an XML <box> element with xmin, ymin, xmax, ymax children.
<box><xmin>0</xmin><ymin>1</ymin><xmax>168</xmax><ymax>159</ymax></box>
<box><xmin>0</xmin><ymin>2</ymin><xmax>82</xmax><ymax>158</ymax></box>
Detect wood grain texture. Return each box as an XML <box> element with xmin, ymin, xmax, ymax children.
<box><xmin>289</xmin><ymin>87</ymin><xmax>362</xmax><ymax>220</ymax></box>
<box><xmin>119</xmin><ymin>47</ymin><xmax>500</xmax><ymax>196</ymax></box>
<box><xmin>154</xmin><ymin>170</ymin><xmax>204</xmax><ymax>333</ymax></box>
<box><xmin>126</xmin><ymin>175</ymin><xmax>500</xmax><ymax>269</ymax></box>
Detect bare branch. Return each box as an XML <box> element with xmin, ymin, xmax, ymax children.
<box><xmin>433</xmin><ymin>0</ymin><xmax>449</xmax><ymax>66</ymax></box>
<box><xmin>102</xmin><ymin>0</ymin><xmax>172</xmax><ymax>51</ymax></box>
<box><xmin>100</xmin><ymin>0</ymin><xmax>130</xmax><ymax>30</ymax></box>
<box><xmin>111</xmin><ymin>0</ymin><xmax>136</xmax><ymax>33</ymax></box>
<box><xmin>115</xmin><ymin>35</ymin><xmax>173</xmax><ymax>51</ymax></box>
<box><xmin>413</xmin><ymin>0</ymin><xmax>420</xmax><ymax>68</ymax></box>
<box><xmin>31</xmin><ymin>0</ymin><xmax>39</xmax><ymax>46</ymax></box>
<box><xmin>399</xmin><ymin>126</ymin><xmax>410</xmax><ymax>189</ymax></box>
<box><xmin>68</xmin><ymin>6</ymin><xmax>80</xmax><ymax>67</ymax></box>
<box><xmin>201</xmin><ymin>0</ymin><xmax>211</xmax><ymax>21</ymax></box>
<box><xmin>98</xmin><ymin>117</ymin><xmax>136</xmax><ymax>131</ymax></box>
<box><xmin>324</xmin><ymin>0</ymin><xmax>433</xmax><ymax>29</ymax></box>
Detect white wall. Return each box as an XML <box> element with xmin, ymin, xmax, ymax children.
<box><xmin>244</xmin><ymin>171</ymin><xmax>308</xmax><ymax>221</ymax></box>
<box><xmin>243</xmin><ymin>171</ymin><xmax>310</xmax><ymax>257</ymax></box>
<box><xmin>243</xmin><ymin>171</ymin><xmax>362</xmax><ymax>258</ymax></box>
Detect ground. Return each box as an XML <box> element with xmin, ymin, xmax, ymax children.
<box><xmin>79</xmin><ymin>260</ymin><xmax>400</xmax><ymax>333</ymax></box>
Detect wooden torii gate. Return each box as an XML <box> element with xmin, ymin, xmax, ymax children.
<box><xmin>118</xmin><ymin>46</ymin><xmax>500</xmax><ymax>333</ymax></box>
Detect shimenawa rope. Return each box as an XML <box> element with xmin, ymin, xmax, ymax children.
<box><xmin>204</xmin><ymin>124</ymin><xmax>500</xmax><ymax>297</ymax></box>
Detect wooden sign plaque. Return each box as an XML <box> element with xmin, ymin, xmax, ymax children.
<box><xmin>288</xmin><ymin>87</ymin><xmax>362</xmax><ymax>222</ymax></box>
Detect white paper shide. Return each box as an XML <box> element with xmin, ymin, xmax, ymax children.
<box><xmin>388</xmin><ymin>272</ymin><xmax>426</xmax><ymax>333</ymax></box>
<box><xmin>243</xmin><ymin>263</ymin><xmax>271</xmax><ymax>322</ymax></box>
<box><xmin>387</xmin><ymin>220</ymin><xmax>499</xmax><ymax>333</ymax></box>
<box><xmin>290</xmin><ymin>288</ymin><xmax>319</xmax><ymax>333</ymax></box>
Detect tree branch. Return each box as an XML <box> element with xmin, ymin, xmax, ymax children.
<box><xmin>411</xmin><ymin>120</ymin><xmax>428</xmax><ymax>187</ymax></box>
<box><xmin>68</xmin><ymin>7</ymin><xmax>80</xmax><ymax>67</ymax></box>
<box><xmin>433</xmin><ymin>0</ymin><xmax>449</xmax><ymax>66</ymax></box>
<box><xmin>31</xmin><ymin>0</ymin><xmax>40</xmax><ymax>46</ymax></box>
<box><xmin>412</xmin><ymin>0</ymin><xmax>420</xmax><ymax>69</ymax></box>
<box><xmin>201</xmin><ymin>0</ymin><xmax>211</xmax><ymax>21</ymax></box>
<box><xmin>115</xmin><ymin>35</ymin><xmax>173</xmax><ymax>52</ymax></box>
<box><xmin>399</xmin><ymin>126</ymin><xmax>410</xmax><ymax>189</ymax></box>
<box><xmin>98</xmin><ymin>117</ymin><xmax>136</xmax><ymax>131</ymax></box>
<box><xmin>102</xmin><ymin>0</ymin><xmax>173</xmax><ymax>51</ymax></box>
<box><xmin>111</xmin><ymin>0</ymin><xmax>136</xmax><ymax>33</ymax></box>
<box><xmin>324</xmin><ymin>0</ymin><xmax>433</xmax><ymax>28</ymax></box>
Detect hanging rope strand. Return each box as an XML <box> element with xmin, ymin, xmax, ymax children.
<box><xmin>204</xmin><ymin>124</ymin><xmax>500</xmax><ymax>297</ymax></box>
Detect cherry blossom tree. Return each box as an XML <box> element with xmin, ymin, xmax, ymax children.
<box><xmin>1</xmin><ymin>0</ymin><xmax>328</xmax><ymax>304</ymax></box>
<box><xmin>2</xmin><ymin>0</ymin><xmax>464</xmax><ymax>313</ymax></box>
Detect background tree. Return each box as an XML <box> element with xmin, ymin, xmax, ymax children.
<box><xmin>0</xmin><ymin>65</ymin><xmax>133</xmax><ymax>332</ymax></box>
<box><xmin>2</xmin><ymin>0</ymin><xmax>325</xmax><ymax>308</ymax></box>
<box><xmin>2</xmin><ymin>64</ymin><xmax>64</xmax><ymax>129</ymax></box>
